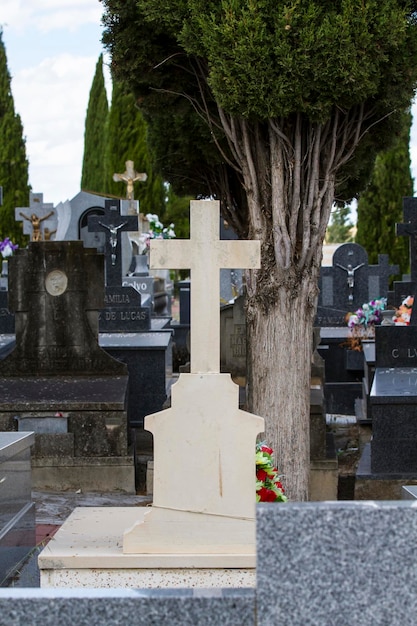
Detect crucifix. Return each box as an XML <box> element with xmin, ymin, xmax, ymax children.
<box><xmin>15</xmin><ymin>192</ymin><xmax>56</xmax><ymax>241</ymax></box>
<box><xmin>88</xmin><ymin>199</ymin><xmax>138</xmax><ymax>286</ymax></box>
<box><xmin>113</xmin><ymin>160</ymin><xmax>147</xmax><ymax>211</ymax></box>
<box><xmin>150</xmin><ymin>200</ymin><xmax>261</xmax><ymax>373</ymax></box>
<box><xmin>335</xmin><ymin>262</ymin><xmax>365</xmax><ymax>302</ymax></box>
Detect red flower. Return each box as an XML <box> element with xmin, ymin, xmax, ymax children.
<box><xmin>260</xmin><ymin>445</ymin><xmax>273</xmax><ymax>455</ymax></box>
<box><xmin>257</xmin><ymin>468</ymin><xmax>268</xmax><ymax>482</ymax></box>
<box><xmin>275</xmin><ymin>481</ymin><xmax>284</xmax><ymax>492</ymax></box>
<box><xmin>257</xmin><ymin>487</ymin><xmax>277</xmax><ymax>502</ymax></box>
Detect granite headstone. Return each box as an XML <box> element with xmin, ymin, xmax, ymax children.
<box><xmin>88</xmin><ymin>199</ymin><xmax>151</xmax><ymax>332</ymax></box>
<box><xmin>0</xmin><ymin>241</ymin><xmax>133</xmax><ymax>493</ymax></box>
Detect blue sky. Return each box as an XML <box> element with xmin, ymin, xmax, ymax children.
<box><xmin>2</xmin><ymin>0</ymin><xmax>417</xmax><ymax>212</ymax></box>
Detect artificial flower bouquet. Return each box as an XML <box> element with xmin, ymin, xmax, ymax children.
<box><xmin>138</xmin><ymin>214</ymin><xmax>176</xmax><ymax>254</ymax></box>
<box><xmin>256</xmin><ymin>442</ymin><xmax>287</xmax><ymax>502</ymax></box>
<box><xmin>392</xmin><ymin>296</ymin><xmax>414</xmax><ymax>325</ymax></box>
<box><xmin>0</xmin><ymin>237</ymin><xmax>18</xmax><ymax>258</ymax></box>
<box><xmin>344</xmin><ymin>297</ymin><xmax>386</xmax><ymax>349</ymax></box>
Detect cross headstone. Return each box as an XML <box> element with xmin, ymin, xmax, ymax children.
<box><xmin>149</xmin><ymin>200</ymin><xmax>261</xmax><ymax>373</ymax></box>
<box><xmin>123</xmin><ymin>200</ymin><xmax>264</xmax><ymax>558</ymax></box>
<box><xmin>15</xmin><ymin>192</ymin><xmax>57</xmax><ymax>241</ymax></box>
<box><xmin>395</xmin><ymin>196</ymin><xmax>417</xmax><ymax>321</ymax></box>
<box><xmin>88</xmin><ymin>199</ymin><xmax>138</xmax><ymax>284</ymax></box>
<box><xmin>88</xmin><ymin>199</ymin><xmax>151</xmax><ymax>332</ymax></box>
<box><xmin>396</xmin><ymin>197</ymin><xmax>417</xmax><ymax>283</ymax></box>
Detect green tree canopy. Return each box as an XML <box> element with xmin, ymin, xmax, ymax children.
<box><xmin>101</xmin><ymin>0</ymin><xmax>417</xmax><ymax>500</ymax></box>
<box><xmin>355</xmin><ymin>108</ymin><xmax>412</xmax><ymax>279</ymax></box>
<box><xmin>81</xmin><ymin>54</ymin><xmax>109</xmax><ymax>194</ymax></box>
<box><xmin>0</xmin><ymin>29</ymin><xmax>30</xmax><ymax>247</ymax></box>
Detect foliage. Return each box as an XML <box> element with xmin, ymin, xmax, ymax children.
<box><xmin>81</xmin><ymin>54</ymin><xmax>109</xmax><ymax>194</ymax></box>
<box><xmin>0</xmin><ymin>30</ymin><xmax>30</xmax><ymax>247</ymax></box>
<box><xmin>326</xmin><ymin>205</ymin><xmax>354</xmax><ymax>243</ymax></box>
<box><xmin>355</xmin><ymin>108</ymin><xmax>412</xmax><ymax>278</ymax></box>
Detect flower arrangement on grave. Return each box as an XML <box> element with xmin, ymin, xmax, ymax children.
<box><xmin>344</xmin><ymin>298</ymin><xmax>386</xmax><ymax>350</ymax></box>
<box><xmin>0</xmin><ymin>237</ymin><xmax>18</xmax><ymax>259</ymax></box>
<box><xmin>392</xmin><ymin>296</ymin><xmax>414</xmax><ymax>325</ymax></box>
<box><xmin>138</xmin><ymin>213</ymin><xmax>176</xmax><ymax>254</ymax></box>
<box><xmin>256</xmin><ymin>442</ymin><xmax>287</xmax><ymax>502</ymax></box>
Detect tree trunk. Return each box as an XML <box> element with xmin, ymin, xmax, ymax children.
<box><xmin>247</xmin><ymin>271</ymin><xmax>316</xmax><ymax>501</ymax></box>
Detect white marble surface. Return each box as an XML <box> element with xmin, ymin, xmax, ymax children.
<box><xmin>39</xmin><ymin>507</ymin><xmax>255</xmax><ymax>588</ymax></box>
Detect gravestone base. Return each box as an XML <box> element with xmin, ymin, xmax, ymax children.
<box><xmin>0</xmin><ymin>375</ymin><xmax>135</xmax><ymax>493</ymax></box>
<box><xmin>31</xmin><ymin>456</ymin><xmax>135</xmax><ymax>493</ymax></box>
<box><xmin>39</xmin><ymin>507</ymin><xmax>255</xmax><ymax>589</ymax></box>
<box><xmin>355</xmin><ymin>443</ymin><xmax>417</xmax><ymax>499</ymax></box>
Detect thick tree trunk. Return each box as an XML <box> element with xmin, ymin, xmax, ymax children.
<box><xmin>247</xmin><ymin>272</ymin><xmax>316</xmax><ymax>501</ymax></box>
<box><xmin>217</xmin><ymin>109</ymin><xmax>358</xmax><ymax>500</ymax></box>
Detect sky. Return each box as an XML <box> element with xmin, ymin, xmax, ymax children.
<box><xmin>1</xmin><ymin>0</ymin><xmax>110</xmax><ymax>205</ymax></box>
<box><xmin>2</xmin><ymin>0</ymin><xmax>417</xmax><ymax>212</ymax></box>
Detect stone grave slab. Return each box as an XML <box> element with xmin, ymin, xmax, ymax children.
<box><xmin>257</xmin><ymin>501</ymin><xmax>417</xmax><ymax>626</ymax></box>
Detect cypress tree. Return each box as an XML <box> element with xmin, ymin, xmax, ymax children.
<box><xmin>0</xmin><ymin>30</ymin><xmax>30</xmax><ymax>247</ymax></box>
<box><xmin>326</xmin><ymin>205</ymin><xmax>353</xmax><ymax>244</ymax></box>
<box><xmin>356</xmin><ymin>109</ymin><xmax>412</xmax><ymax>278</ymax></box>
<box><xmin>104</xmin><ymin>80</ymin><xmax>165</xmax><ymax>217</ymax></box>
<box><xmin>81</xmin><ymin>54</ymin><xmax>109</xmax><ymax>193</ymax></box>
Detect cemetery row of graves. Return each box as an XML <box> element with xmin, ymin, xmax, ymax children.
<box><xmin>1</xmin><ymin>183</ymin><xmax>417</xmax><ymax>596</ymax></box>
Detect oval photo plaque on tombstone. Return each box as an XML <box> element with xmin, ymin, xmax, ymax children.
<box><xmin>45</xmin><ymin>269</ymin><xmax>68</xmax><ymax>296</ymax></box>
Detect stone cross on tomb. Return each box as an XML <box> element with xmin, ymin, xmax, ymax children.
<box><xmin>15</xmin><ymin>192</ymin><xmax>56</xmax><ymax>242</ymax></box>
<box><xmin>88</xmin><ymin>199</ymin><xmax>138</xmax><ymax>284</ymax></box>
<box><xmin>396</xmin><ymin>196</ymin><xmax>417</xmax><ymax>283</ymax></box>
<box><xmin>149</xmin><ymin>199</ymin><xmax>261</xmax><ymax>373</ymax></box>
<box><xmin>123</xmin><ymin>199</ymin><xmax>264</xmax><ymax>564</ymax></box>
<box><xmin>113</xmin><ymin>160</ymin><xmax>147</xmax><ymax>213</ymax></box>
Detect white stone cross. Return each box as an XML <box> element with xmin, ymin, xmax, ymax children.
<box><xmin>150</xmin><ymin>200</ymin><xmax>261</xmax><ymax>373</ymax></box>
<box><xmin>113</xmin><ymin>160</ymin><xmax>147</xmax><ymax>202</ymax></box>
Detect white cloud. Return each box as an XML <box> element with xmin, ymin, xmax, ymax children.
<box><xmin>12</xmin><ymin>53</ymin><xmax>99</xmax><ymax>203</ymax></box>
<box><xmin>2</xmin><ymin>0</ymin><xmax>103</xmax><ymax>33</ymax></box>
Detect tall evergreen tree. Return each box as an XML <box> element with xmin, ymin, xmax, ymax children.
<box><xmin>356</xmin><ymin>109</ymin><xmax>412</xmax><ymax>279</ymax></box>
<box><xmin>326</xmin><ymin>205</ymin><xmax>353</xmax><ymax>243</ymax></box>
<box><xmin>81</xmin><ymin>54</ymin><xmax>109</xmax><ymax>193</ymax></box>
<box><xmin>0</xmin><ymin>30</ymin><xmax>30</xmax><ymax>247</ymax></box>
<box><xmin>104</xmin><ymin>80</ymin><xmax>166</xmax><ymax>216</ymax></box>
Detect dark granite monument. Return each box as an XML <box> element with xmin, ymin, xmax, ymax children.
<box><xmin>369</xmin><ymin>325</ymin><xmax>417</xmax><ymax>474</ymax></box>
<box><xmin>88</xmin><ymin>199</ymin><xmax>151</xmax><ymax>332</ymax></box>
<box><xmin>0</xmin><ymin>241</ymin><xmax>134</xmax><ymax>493</ymax></box>
<box><xmin>316</xmin><ymin>243</ymin><xmax>398</xmax><ymax>326</ymax></box>
<box><xmin>356</xmin><ymin>319</ymin><xmax>417</xmax><ymax>497</ymax></box>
